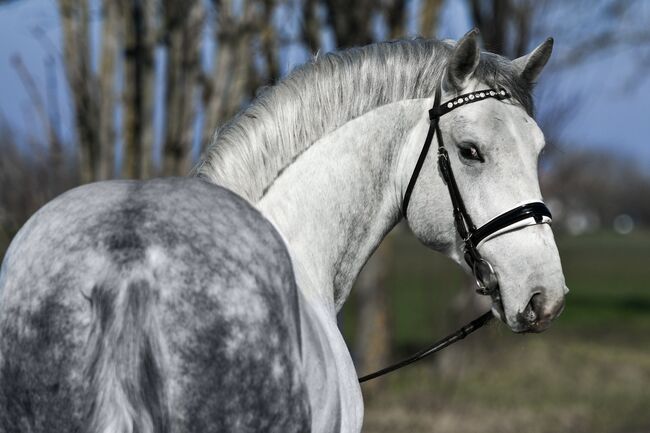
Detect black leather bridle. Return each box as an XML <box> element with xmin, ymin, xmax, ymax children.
<box><xmin>402</xmin><ymin>84</ymin><xmax>552</xmax><ymax>298</ymax></box>
<box><xmin>359</xmin><ymin>83</ymin><xmax>553</xmax><ymax>384</ymax></box>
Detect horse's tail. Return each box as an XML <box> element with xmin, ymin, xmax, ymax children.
<box><xmin>85</xmin><ymin>272</ymin><xmax>169</xmax><ymax>433</ymax></box>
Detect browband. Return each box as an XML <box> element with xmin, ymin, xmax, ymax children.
<box><xmin>429</xmin><ymin>88</ymin><xmax>510</xmax><ymax>120</ymax></box>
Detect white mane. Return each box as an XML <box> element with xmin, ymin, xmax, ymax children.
<box><xmin>194</xmin><ymin>38</ymin><xmax>530</xmax><ymax>202</ymax></box>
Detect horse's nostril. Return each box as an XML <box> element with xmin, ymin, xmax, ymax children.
<box><xmin>517</xmin><ymin>292</ymin><xmax>565</xmax><ymax>332</ymax></box>
<box><xmin>530</xmin><ymin>292</ymin><xmax>545</xmax><ymax>316</ymax></box>
<box><xmin>522</xmin><ymin>292</ymin><xmax>542</xmax><ymax>323</ymax></box>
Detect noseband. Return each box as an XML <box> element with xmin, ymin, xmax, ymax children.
<box><xmin>402</xmin><ymin>85</ymin><xmax>552</xmax><ymax>298</ymax></box>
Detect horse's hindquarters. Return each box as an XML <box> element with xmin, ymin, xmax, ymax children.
<box><xmin>0</xmin><ymin>178</ymin><xmax>311</xmax><ymax>433</ymax></box>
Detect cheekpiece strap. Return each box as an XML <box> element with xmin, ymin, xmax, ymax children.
<box><xmin>430</xmin><ymin>88</ymin><xmax>510</xmax><ymax>120</ymax></box>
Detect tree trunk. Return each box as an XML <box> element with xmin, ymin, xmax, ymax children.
<box><xmin>353</xmin><ymin>234</ymin><xmax>393</xmax><ymax>397</ymax></box>
<box><xmin>140</xmin><ymin>0</ymin><xmax>158</xmax><ymax>179</ymax></box>
<box><xmin>161</xmin><ymin>0</ymin><xmax>203</xmax><ymax>176</ymax></box>
<box><xmin>200</xmin><ymin>0</ymin><xmax>258</xmax><ymax>152</ymax></box>
<box><xmin>260</xmin><ymin>0</ymin><xmax>280</xmax><ymax>83</ymax></box>
<box><xmin>120</xmin><ymin>0</ymin><xmax>155</xmax><ymax>179</ymax></box>
<box><xmin>59</xmin><ymin>0</ymin><xmax>99</xmax><ymax>183</ymax></box>
<box><xmin>418</xmin><ymin>0</ymin><xmax>444</xmax><ymax>37</ymax></box>
<box><xmin>301</xmin><ymin>0</ymin><xmax>321</xmax><ymax>55</ymax></box>
<box><xmin>324</xmin><ymin>0</ymin><xmax>375</xmax><ymax>47</ymax></box>
<box><xmin>383</xmin><ymin>0</ymin><xmax>407</xmax><ymax>40</ymax></box>
<box><xmin>98</xmin><ymin>0</ymin><xmax>119</xmax><ymax>180</ymax></box>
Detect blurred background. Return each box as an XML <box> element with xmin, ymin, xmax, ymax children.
<box><xmin>1</xmin><ymin>0</ymin><xmax>649</xmax><ymax>431</ymax></box>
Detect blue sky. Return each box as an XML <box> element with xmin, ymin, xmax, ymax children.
<box><xmin>0</xmin><ymin>0</ymin><xmax>648</xmax><ymax>170</ymax></box>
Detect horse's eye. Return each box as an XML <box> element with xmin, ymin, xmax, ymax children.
<box><xmin>459</xmin><ymin>145</ymin><xmax>484</xmax><ymax>162</ymax></box>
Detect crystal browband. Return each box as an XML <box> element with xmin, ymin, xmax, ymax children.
<box><xmin>429</xmin><ymin>88</ymin><xmax>510</xmax><ymax>120</ymax></box>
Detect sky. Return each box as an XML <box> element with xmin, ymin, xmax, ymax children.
<box><xmin>0</xmin><ymin>0</ymin><xmax>648</xmax><ymax>170</ymax></box>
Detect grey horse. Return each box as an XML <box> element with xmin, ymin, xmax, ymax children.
<box><xmin>0</xmin><ymin>179</ymin><xmax>310</xmax><ymax>432</ymax></box>
<box><xmin>0</xmin><ymin>30</ymin><xmax>566</xmax><ymax>432</ymax></box>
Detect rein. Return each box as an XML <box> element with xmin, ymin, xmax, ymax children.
<box><xmin>358</xmin><ymin>311</ymin><xmax>492</xmax><ymax>383</ymax></box>
<box><xmin>359</xmin><ymin>83</ymin><xmax>552</xmax><ymax>383</ymax></box>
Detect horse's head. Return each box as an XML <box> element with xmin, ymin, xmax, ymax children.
<box><xmin>405</xmin><ymin>30</ymin><xmax>567</xmax><ymax>333</ymax></box>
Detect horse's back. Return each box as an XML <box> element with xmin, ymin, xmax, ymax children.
<box><xmin>0</xmin><ymin>178</ymin><xmax>310</xmax><ymax>433</ymax></box>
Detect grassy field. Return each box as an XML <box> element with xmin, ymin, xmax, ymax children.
<box><xmin>343</xmin><ymin>229</ymin><xmax>650</xmax><ymax>433</ymax></box>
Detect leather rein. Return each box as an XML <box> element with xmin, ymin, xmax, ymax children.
<box><xmin>359</xmin><ymin>84</ymin><xmax>552</xmax><ymax>383</ymax></box>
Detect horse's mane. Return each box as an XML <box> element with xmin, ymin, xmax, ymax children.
<box><xmin>194</xmin><ymin>38</ymin><xmax>532</xmax><ymax>202</ymax></box>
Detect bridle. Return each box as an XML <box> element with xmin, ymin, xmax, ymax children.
<box><xmin>402</xmin><ymin>84</ymin><xmax>552</xmax><ymax>298</ymax></box>
<box><xmin>358</xmin><ymin>82</ymin><xmax>552</xmax><ymax>383</ymax></box>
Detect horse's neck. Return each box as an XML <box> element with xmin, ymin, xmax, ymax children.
<box><xmin>257</xmin><ymin>98</ymin><xmax>431</xmax><ymax>315</ymax></box>
<box><xmin>255</xmin><ymin>99</ymin><xmax>433</xmax><ymax>433</ymax></box>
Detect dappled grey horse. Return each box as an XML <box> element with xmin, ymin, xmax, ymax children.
<box><xmin>0</xmin><ymin>30</ymin><xmax>567</xmax><ymax>432</ymax></box>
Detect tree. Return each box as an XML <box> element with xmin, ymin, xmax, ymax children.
<box><xmin>51</xmin><ymin>0</ymin><xmax>293</xmax><ymax>180</ymax></box>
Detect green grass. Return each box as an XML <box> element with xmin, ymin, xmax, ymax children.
<box><xmin>362</xmin><ymin>334</ymin><xmax>650</xmax><ymax>433</ymax></box>
<box><xmin>558</xmin><ymin>231</ymin><xmax>650</xmax><ymax>330</ymax></box>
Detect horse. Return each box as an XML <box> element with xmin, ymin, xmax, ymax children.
<box><xmin>0</xmin><ymin>29</ymin><xmax>567</xmax><ymax>432</ymax></box>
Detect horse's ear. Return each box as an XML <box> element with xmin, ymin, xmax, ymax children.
<box><xmin>444</xmin><ymin>28</ymin><xmax>481</xmax><ymax>92</ymax></box>
<box><xmin>513</xmin><ymin>38</ymin><xmax>554</xmax><ymax>84</ymax></box>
